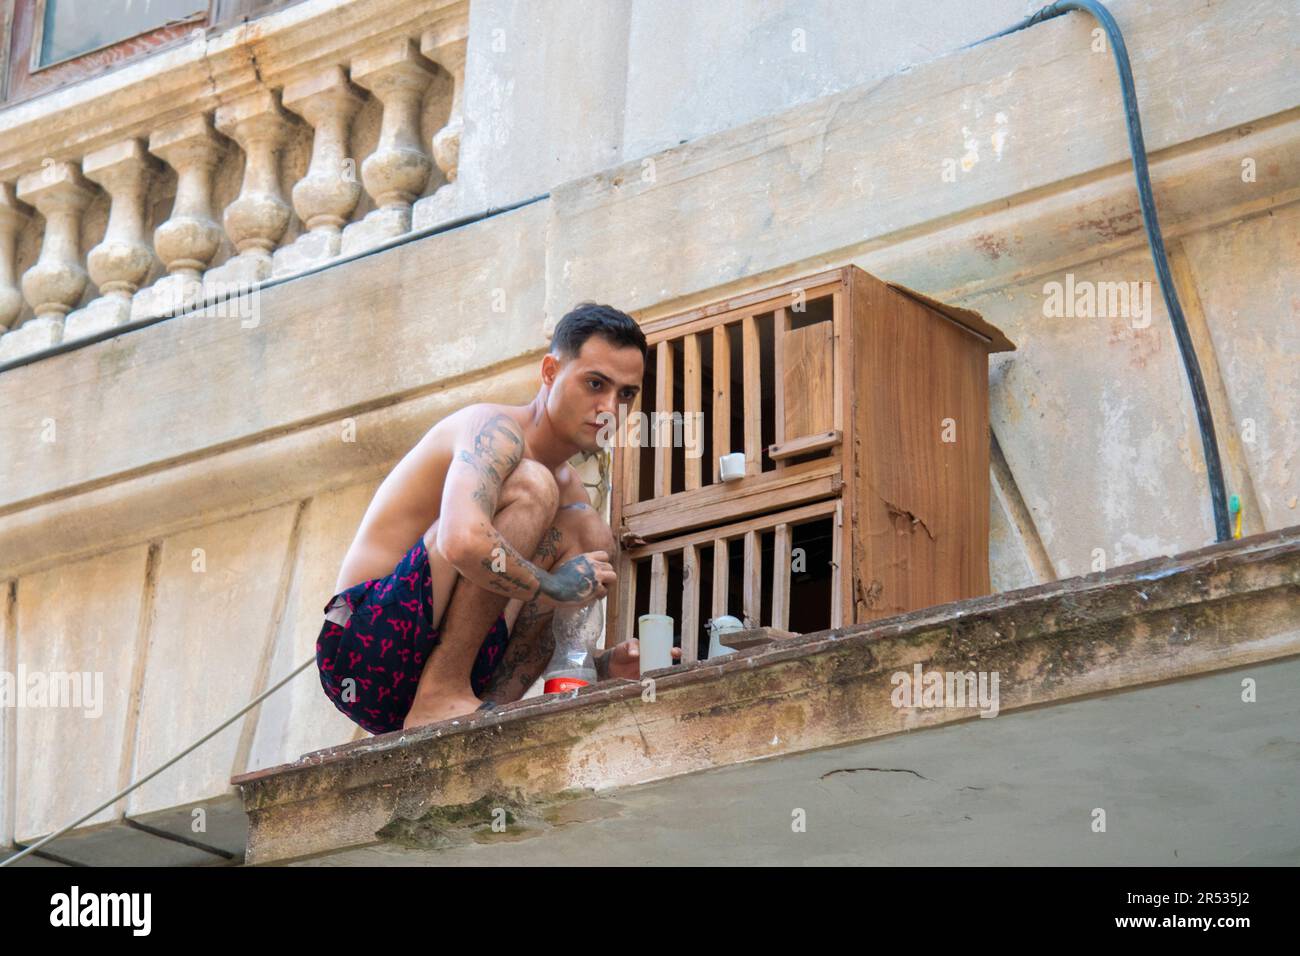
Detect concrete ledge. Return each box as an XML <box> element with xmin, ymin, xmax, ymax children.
<box><xmin>234</xmin><ymin>525</ymin><xmax>1300</xmax><ymax>864</ymax></box>
<box><xmin>282</xmin><ymin>656</ymin><xmax>1300</xmax><ymax>865</ymax></box>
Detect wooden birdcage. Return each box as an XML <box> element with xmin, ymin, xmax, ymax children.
<box><xmin>606</xmin><ymin>265</ymin><xmax>1015</xmax><ymax>662</ymax></box>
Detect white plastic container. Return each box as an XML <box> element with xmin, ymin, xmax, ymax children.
<box><xmin>637</xmin><ymin>614</ymin><xmax>675</xmax><ymax>674</ymax></box>
<box><xmin>707</xmin><ymin>615</ymin><xmax>745</xmax><ymax>659</ymax></box>
<box><xmin>719</xmin><ymin>452</ymin><xmax>746</xmax><ymax>481</ymax></box>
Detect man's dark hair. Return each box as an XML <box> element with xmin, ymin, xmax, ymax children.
<box><xmin>550</xmin><ymin>302</ymin><xmax>647</xmax><ymax>363</ymax></box>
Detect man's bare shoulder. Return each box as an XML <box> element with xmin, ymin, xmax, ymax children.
<box><xmin>383</xmin><ymin>404</ymin><xmax>521</xmax><ymax>497</ymax></box>
<box><xmin>420</xmin><ymin>403</ymin><xmax>525</xmax><ymax>451</ymax></box>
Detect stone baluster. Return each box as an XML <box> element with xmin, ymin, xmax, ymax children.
<box><xmin>0</xmin><ymin>184</ymin><xmax>32</xmax><ymax>336</ymax></box>
<box><xmin>272</xmin><ymin>66</ymin><xmax>365</xmax><ymax>276</ymax></box>
<box><xmin>341</xmin><ymin>38</ymin><xmax>435</xmax><ymax>254</ymax></box>
<box><xmin>0</xmin><ymin>162</ymin><xmax>97</xmax><ymax>362</ymax></box>
<box><xmin>64</xmin><ymin>140</ymin><xmax>160</xmax><ymax>341</ymax></box>
<box><xmin>413</xmin><ymin>21</ymin><xmax>468</xmax><ymax>231</ymax></box>
<box><xmin>205</xmin><ymin>90</ymin><xmax>297</xmax><ymax>291</ymax></box>
<box><xmin>134</xmin><ymin>114</ymin><xmax>228</xmax><ymax>321</ymax></box>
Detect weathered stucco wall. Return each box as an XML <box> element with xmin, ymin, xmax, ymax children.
<box><xmin>0</xmin><ymin>0</ymin><xmax>1296</xmax><ymax>864</ymax></box>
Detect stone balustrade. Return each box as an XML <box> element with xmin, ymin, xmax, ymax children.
<box><xmin>0</xmin><ymin>0</ymin><xmax>468</xmax><ymax>364</ymax></box>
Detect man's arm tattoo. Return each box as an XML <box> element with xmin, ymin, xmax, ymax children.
<box><xmin>454</xmin><ymin>413</ymin><xmax>552</xmax><ymax>601</ymax></box>
<box><xmin>540</xmin><ymin>553</ymin><xmax>599</xmax><ymax>603</ymax></box>
<box><xmin>475</xmin><ymin>530</ymin><xmax>545</xmax><ymax>599</ymax></box>
<box><xmin>469</xmin><ymin>515</ymin><xmax>599</xmax><ymax>604</ymax></box>
<box><xmin>461</xmin><ymin>413</ymin><xmax>525</xmax><ymax>518</ymax></box>
<box><xmin>535</xmin><ymin>525</ymin><xmax>562</xmax><ymax>564</ymax></box>
<box><xmin>454</xmin><ymin>416</ymin><xmax>605</xmax><ymax>604</ymax></box>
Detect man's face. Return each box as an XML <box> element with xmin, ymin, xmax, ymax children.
<box><xmin>546</xmin><ymin>336</ymin><xmax>644</xmax><ymax>453</ymax></box>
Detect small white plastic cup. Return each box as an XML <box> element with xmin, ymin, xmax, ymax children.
<box><xmin>719</xmin><ymin>452</ymin><xmax>746</xmax><ymax>482</ymax></box>
<box><xmin>637</xmin><ymin>614</ymin><xmax>675</xmax><ymax>675</ymax></box>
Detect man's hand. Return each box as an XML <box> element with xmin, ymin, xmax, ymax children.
<box><xmin>599</xmin><ymin>638</ymin><xmax>682</xmax><ymax>680</ymax></box>
<box><xmin>540</xmin><ymin>550</ymin><xmax>616</xmax><ymax>607</ymax></box>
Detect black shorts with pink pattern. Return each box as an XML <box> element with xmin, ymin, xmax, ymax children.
<box><xmin>315</xmin><ymin>537</ymin><xmax>511</xmax><ymax>735</ymax></box>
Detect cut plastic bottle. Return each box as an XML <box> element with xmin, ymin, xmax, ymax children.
<box><xmin>543</xmin><ymin>600</ymin><xmax>602</xmax><ymax>693</ymax></box>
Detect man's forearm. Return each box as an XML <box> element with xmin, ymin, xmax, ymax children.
<box><xmin>467</xmin><ymin>526</ymin><xmax>547</xmax><ymax>600</ymax></box>
<box><xmin>447</xmin><ymin>528</ymin><xmax>553</xmax><ymax>600</ymax></box>
<box><xmin>446</xmin><ymin>526</ymin><xmax>579</xmax><ymax>604</ymax></box>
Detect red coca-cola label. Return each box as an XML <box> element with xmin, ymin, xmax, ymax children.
<box><xmin>544</xmin><ymin>677</ymin><xmax>590</xmax><ymax>694</ymax></box>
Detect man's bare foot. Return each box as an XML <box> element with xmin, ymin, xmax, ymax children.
<box><xmin>402</xmin><ymin>692</ymin><xmax>484</xmax><ymax>730</ymax></box>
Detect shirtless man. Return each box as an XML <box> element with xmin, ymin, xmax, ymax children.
<box><xmin>315</xmin><ymin>302</ymin><xmax>676</xmax><ymax>735</ymax></box>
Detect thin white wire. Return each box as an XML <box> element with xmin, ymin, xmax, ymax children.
<box><xmin>0</xmin><ymin>655</ymin><xmax>315</xmax><ymax>867</ymax></box>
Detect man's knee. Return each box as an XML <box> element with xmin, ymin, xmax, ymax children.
<box><xmin>585</xmin><ymin>520</ymin><xmax>617</xmax><ymax>556</ymax></box>
<box><xmin>552</xmin><ymin>502</ymin><xmax>616</xmax><ymax>558</ymax></box>
<box><xmin>501</xmin><ymin>459</ymin><xmax>559</xmax><ymax>517</ymax></box>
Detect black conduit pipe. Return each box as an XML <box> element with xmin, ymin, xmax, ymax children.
<box><xmin>965</xmin><ymin>0</ymin><xmax>1232</xmax><ymax>542</ymax></box>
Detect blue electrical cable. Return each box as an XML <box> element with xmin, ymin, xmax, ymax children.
<box><xmin>965</xmin><ymin>0</ymin><xmax>1233</xmax><ymax>542</ymax></box>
